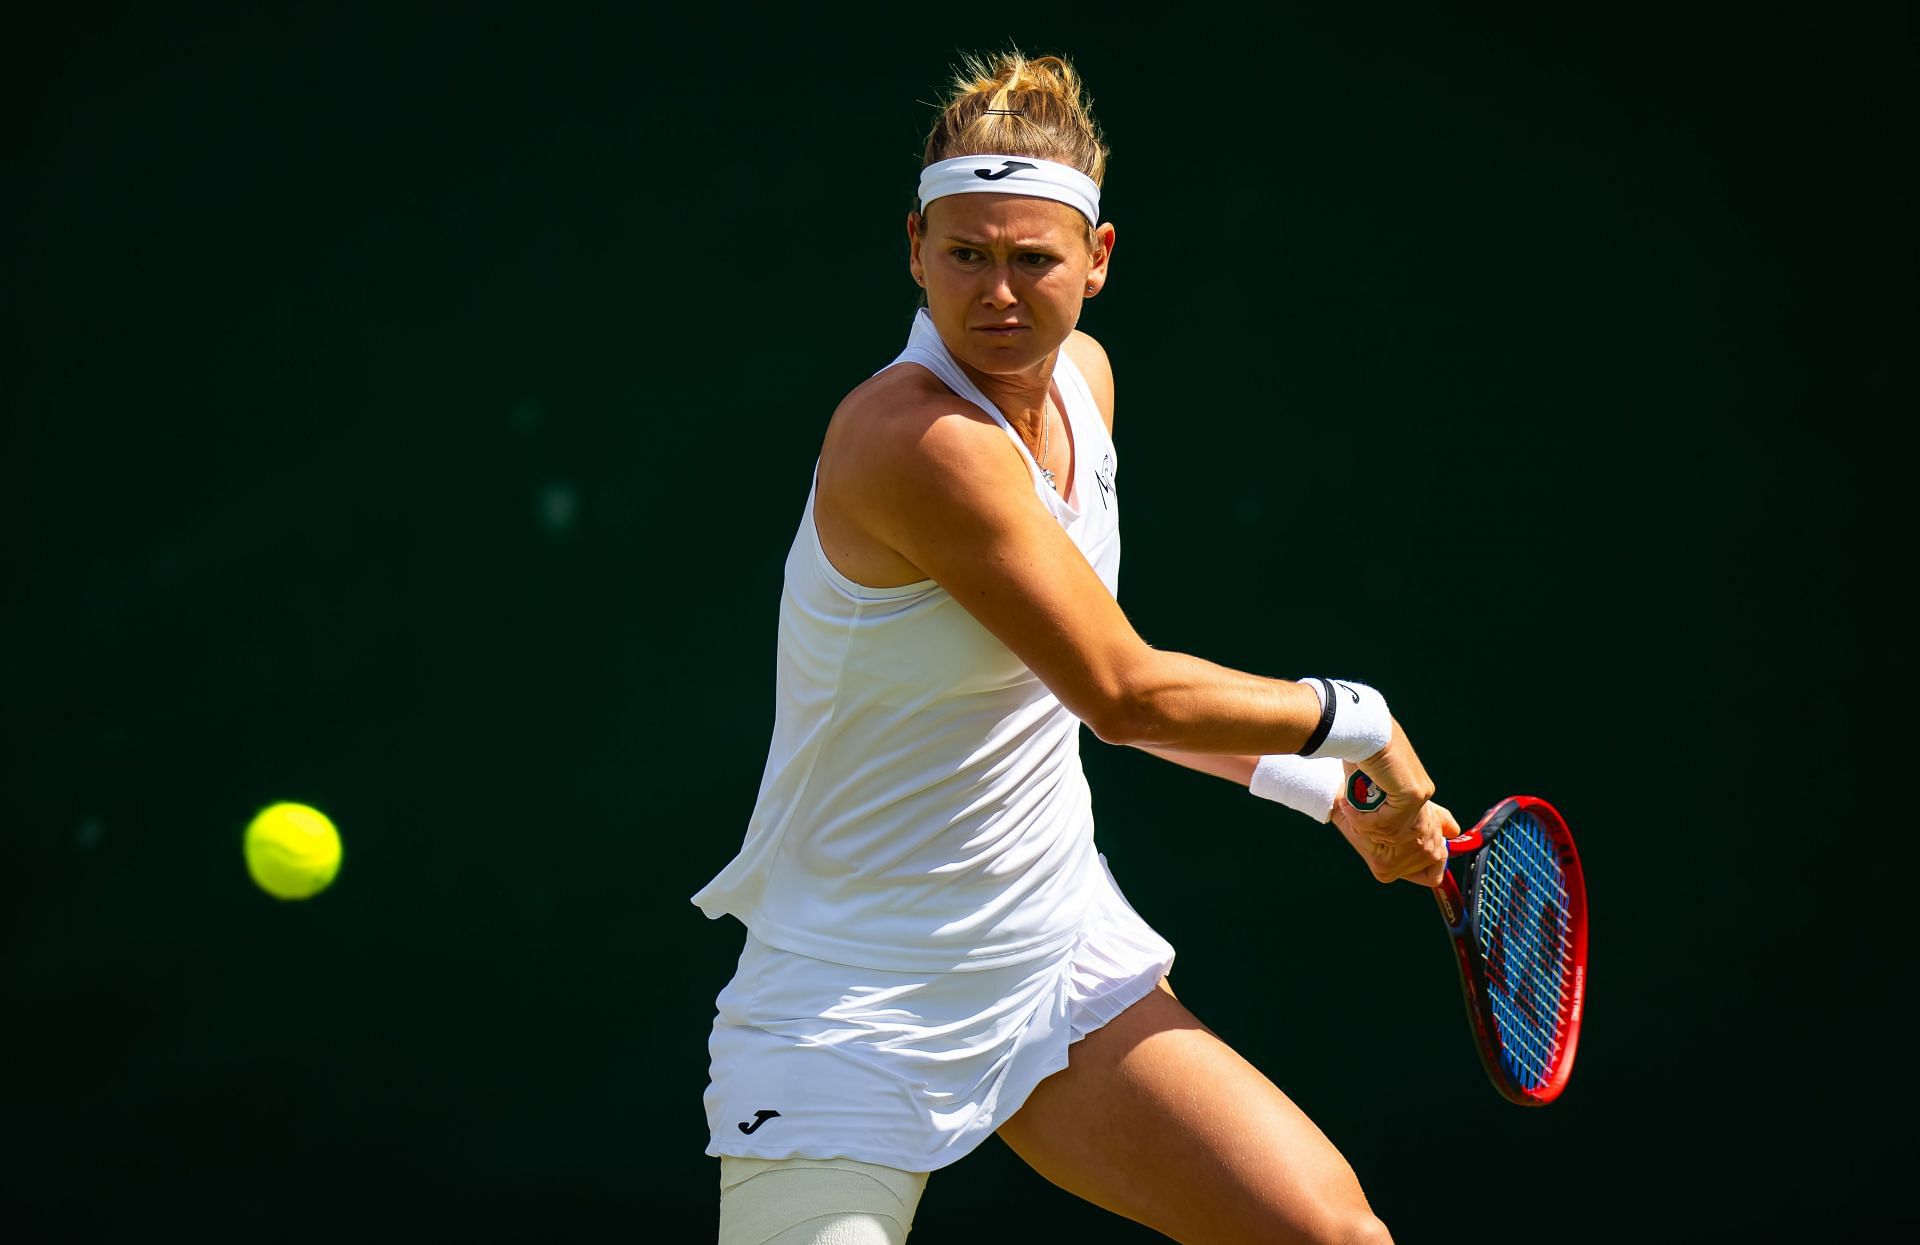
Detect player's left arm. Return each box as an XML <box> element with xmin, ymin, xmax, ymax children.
<box><xmin>1126</xmin><ymin>743</ymin><xmax>1355</xmax><ymax>836</ymax></box>
<box><xmin>1127</xmin><ymin>744</ymin><xmax>1258</xmax><ymax>785</ymax></box>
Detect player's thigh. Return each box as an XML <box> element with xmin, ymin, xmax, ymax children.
<box><xmin>995</xmin><ymin>982</ymin><xmax>1389</xmax><ymax>1245</ymax></box>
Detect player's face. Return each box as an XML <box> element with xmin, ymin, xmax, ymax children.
<box><xmin>908</xmin><ymin>193</ymin><xmax>1112</xmax><ymax>379</ymax></box>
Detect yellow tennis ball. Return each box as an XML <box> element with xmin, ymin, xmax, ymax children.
<box><xmin>244</xmin><ymin>802</ymin><xmax>343</xmax><ymax>900</ymax></box>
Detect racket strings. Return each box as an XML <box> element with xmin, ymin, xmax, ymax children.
<box><xmin>1473</xmin><ymin>810</ymin><xmax>1575</xmax><ymax>1089</ymax></box>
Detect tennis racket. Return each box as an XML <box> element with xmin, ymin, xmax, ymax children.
<box><xmin>1348</xmin><ymin>772</ymin><xmax>1588</xmax><ymax>1106</ymax></box>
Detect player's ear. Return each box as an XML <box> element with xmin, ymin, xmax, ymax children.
<box><xmin>907</xmin><ymin>211</ymin><xmax>927</xmax><ymax>288</ymax></box>
<box><xmin>1085</xmin><ymin>222</ymin><xmax>1116</xmax><ymax>296</ymax></box>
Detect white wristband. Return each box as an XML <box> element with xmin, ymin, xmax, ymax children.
<box><xmin>1250</xmin><ymin>754</ymin><xmax>1345</xmax><ymax>823</ymax></box>
<box><xmin>1296</xmin><ymin>677</ymin><xmax>1393</xmax><ymax>762</ymax></box>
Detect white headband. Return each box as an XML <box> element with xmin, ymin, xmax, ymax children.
<box><xmin>916</xmin><ymin>155</ymin><xmax>1101</xmax><ymax>226</ymax></box>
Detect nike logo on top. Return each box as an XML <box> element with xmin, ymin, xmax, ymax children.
<box><xmin>975</xmin><ymin>160</ymin><xmax>1037</xmax><ymax>181</ymax></box>
<box><xmin>737</xmin><ymin>1109</ymin><xmax>781</xmax><ymax>1135</ymax></box>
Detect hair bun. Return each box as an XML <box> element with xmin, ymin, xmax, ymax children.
<box><xmin>921</xmin><ymin>49</ymin><xmax>1107</xmax><ymax>190</ymax></box>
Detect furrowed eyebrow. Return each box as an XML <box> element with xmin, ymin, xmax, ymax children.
<box><xmin>941</xmin><ymin>234</ymin><xmax>1066</xmax><ymax>251</ymax></box>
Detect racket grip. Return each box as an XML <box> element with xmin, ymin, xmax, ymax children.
<box><xmin>1433</xmin><ymin>871</ymin><xmax>1468</xmax><ymax>930</ymax></box>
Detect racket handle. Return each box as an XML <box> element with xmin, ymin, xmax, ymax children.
<box><xmin>1433</xmin><ymin>870</ymin><xmax>1468</xmax><ymax>930</ymax></box>
<box><xmin>1345</xmin><ymin>770</ymin><xmax>1485</xmax><ymax>856</ymax></box>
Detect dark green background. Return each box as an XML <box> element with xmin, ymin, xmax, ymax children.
<box><xmin>7</xmin><ymin>6</ymin><xmax>1904</xmax><ymax>1240</ymax></box>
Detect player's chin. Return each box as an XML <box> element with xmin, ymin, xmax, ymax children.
<box><xmin>967</xmin><ymin>328</ymin><xmax>1046</xmax><ymax>357</ymax></box>
<box><xmin>972</xmin><ymin>323</ymin><xmax>1067</xmax><ymax>358</ymax></box>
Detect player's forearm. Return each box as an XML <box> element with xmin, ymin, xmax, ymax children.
<box><xmin>1093</xmin><ymin>650</ymin><xmax>1325</xmax><ymax>755</ymax></box>
<box><xmin>1131</xmin><ymin>742</ymin><xmax>1350</xmax><ymax>826</ymax></box>
<box><xmin>1127</xmin><ymin>744</ymin><xmax>1259</xmax><ymax>786</ymax></box>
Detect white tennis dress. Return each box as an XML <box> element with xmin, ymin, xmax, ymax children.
<box><xmin>692</xmin><ymin>309</ymin><xmax>1174</xmax><ymax>1173</ymax></box>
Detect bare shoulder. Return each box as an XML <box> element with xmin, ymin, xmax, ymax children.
<box><xmin>1063</xmin><ymin>330</ymin><xmax>1115</xmax><ymax>434</ymax></box>
<box><xmin>818</xmin><ymin>362</ymin><xmax>1031</xmax><ymax>543</ymax></box>
<box><xmin>829</xmin><ymin>361</ymin><xmax>958</xmax><ymax>437</ymax></box>
<box><xmin>824</xmin><ymin>363</ymin><xmax>1016</xmax><ymax>483</ymax></box>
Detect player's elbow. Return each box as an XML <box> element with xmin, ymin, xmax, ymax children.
<box><xmin>1077</xmin><ymin>666</ymin><xmax>1168</xmax><ymax>747</ymax></box>
<box><xmin>1081</xmin><ymin>694</ymin><xmax>1147</xmax><ymax>746</ymax></box>
<box><xmin>1065</xmin><ymin>647</ymin><xmax>1196</xmax><ymax>747</ymax></box>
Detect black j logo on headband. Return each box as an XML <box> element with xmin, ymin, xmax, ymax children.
<box><xmin>975</xmin><ymin>160</ymin><xmax>1037</xmax><ymax>181</ymax></box>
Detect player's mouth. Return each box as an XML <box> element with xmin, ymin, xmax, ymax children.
<box><xmin>972</xmin><ymin>323</ymin><xmax>1029</xmax><ymax>336</ymax></box>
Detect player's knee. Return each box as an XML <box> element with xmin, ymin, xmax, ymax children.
<box><xmin>1247</xmin><ymin>1198</ymin><xmax>1391</xmax><ymax>1245</ymax></box>
<box><xmin>1327</xmin><ymin>1210</ymin><xmax>1393</xmax><ymax>1245</ymax></box>
<box><xmin>1273</xmin><ymin>1204</ymin><xmax>1392</xmax><ymax>1245</ymax></box>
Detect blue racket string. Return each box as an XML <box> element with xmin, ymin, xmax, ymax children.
<box><xmin>1471</xmin><ymin>809</ymin><xmax>1573</xmax><ymax>1090</ymax></box>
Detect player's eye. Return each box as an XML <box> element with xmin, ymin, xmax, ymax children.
<box><xmin>1018</xmin><ymin>252</ymin><xmax>1058</xmax><ymax>268</ymax></box>
<box><xmin>949</xmin><ymin>247</ymin><xmax>981</xmax><ymax>263</ymax></box>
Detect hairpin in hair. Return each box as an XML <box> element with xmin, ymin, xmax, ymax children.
<box><xmin>984</xmin><ymin>107</ymin><xmax>1025</xmax><ymax>115</ymax></box>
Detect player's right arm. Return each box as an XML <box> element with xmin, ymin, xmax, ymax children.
<box><xmin>816</xmin><ymin>368</ymin><xmax>1451</xmax><ymax>881</ymax></box>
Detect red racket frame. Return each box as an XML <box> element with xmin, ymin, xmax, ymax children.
<box><xmin>1435</xmin><ymin>795</ymin><xmax>1587</xmax><ymax>1106</ymax></box>
<box><xmin>1348</xmin><ymin>776</ymin><xmax>1588</xmax><ymax>1106</ymax></box>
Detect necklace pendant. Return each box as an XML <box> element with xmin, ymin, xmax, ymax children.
<box><xmin>1040</xmin><ymin>465</ymin><xmax>1057</xmax><ymax>489</ymax></box>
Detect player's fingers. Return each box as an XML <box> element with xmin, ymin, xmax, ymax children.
<box><xmin>1402</xmin><ymin>838</ymin><xmax>1446</xmax><ymax>882</ymax></box>
<box><xmin>1360</xmin><ymin>805</ymin><xmax>1417</xmax><ymax>845</ymax></box>
<box><xmin>1366</xmin><ymin>838</ymin><xmax>1399</xmax><ymax>883</ymax></box>
<box><xmin>1368</xmin><ymin>838</ymin><xmax>1440</xmax><ymax>886</ymax></box>
<box><xmin>1409</xmin><ymin>859</ymin><xmax>1447</xmax><ymax>887</ymax></box>
<box><xmin>1431</xmin><ymin>801</ymin><xmax>1461</xmax><ymax>839</ymax></box>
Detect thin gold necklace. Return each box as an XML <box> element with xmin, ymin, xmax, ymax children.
<box><xmin>1037</xmin><ymin>400</ymin><xmax>1055</xmax><ymax>490</ymax></box>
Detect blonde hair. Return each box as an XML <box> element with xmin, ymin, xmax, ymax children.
<box><xmin>918</xmin><ymin>49</ymin><xmax>1108</xmax><ymax>241</ymax></box>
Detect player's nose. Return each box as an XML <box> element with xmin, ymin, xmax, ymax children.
<box><xmin>980</xmin><ymin>265</ymin><xmax>1018</xmax><ymax>308</ymax></box>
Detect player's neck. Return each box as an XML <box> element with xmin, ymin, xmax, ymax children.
<box><xmin>958</xmin><ymin>355</ymin><xmax>1058</xmax><ymax>443</ymax></box>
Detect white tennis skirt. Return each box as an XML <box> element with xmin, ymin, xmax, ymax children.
<box><xmin>702</xmin><ymin>853</ymin><xmax>1176</xmax><ymax>1174</ymax></box>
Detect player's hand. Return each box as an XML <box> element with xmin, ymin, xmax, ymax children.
<box><xmin>1333</xmin><ymin>796</ymin><xmax>1460</xmax><ymax>886</ymax></box>
<box><xmin>1328</xmin><ymin>723</ymin><xmax>1460</xmax><ymax>885</ymax></box>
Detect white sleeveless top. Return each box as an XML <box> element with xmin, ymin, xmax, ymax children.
<box><xmin>690</xmin><ymin>310</ymin><xmax>1123</xmax><ymax>971</ymax></box>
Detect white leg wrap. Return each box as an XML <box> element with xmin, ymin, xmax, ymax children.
<box><xmin>718</xmin><ymin>1156</ymin><xmax>928</xmax><ymax>1245</ymax></box>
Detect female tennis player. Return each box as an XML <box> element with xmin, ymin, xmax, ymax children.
<box><xmin>692</xmin><ymin>50</ymin><xmax>1459</xmax><ymax>1245</ymax></box>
